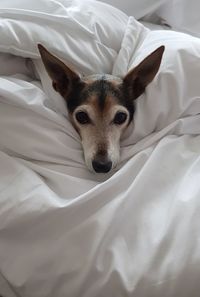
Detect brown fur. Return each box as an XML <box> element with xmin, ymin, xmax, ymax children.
<box><xmin>38</xmin><ymin>44</ymin><xmax>165</xmax><ymax>173</ymax></box>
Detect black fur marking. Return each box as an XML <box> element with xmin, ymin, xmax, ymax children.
<box><xmin>120</xmin><ymin>83</ymin><xmax>135</xmax><ymax>124</ymax></box>
<box><xmin>66</xmin><ymin>78</ymin><xmax>135</xmax><ymax>124</ymax></box>
<box><xmin>86</xmin><ymin>78</ymin><xmax>125</xmax><ymax>111</ymax></box>
<box><xmin>98</xmin><ymin>77</ymin><xmax>107</xmax><ymax>110</ymax></box>
<box><xmin>65</xmin><ymin>80</ymin><xmax>85</xmax><ymax>112</ymax></box>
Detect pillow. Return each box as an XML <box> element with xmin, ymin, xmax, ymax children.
<box><xmin>97</xmin><ymin>0</ymin><xmax>167</xmax><ymax>19</ymax></box>
<box><xmin>156</xmin><ymin>0</ymin><xmax>200</xmax><ymax>37</ymax></box>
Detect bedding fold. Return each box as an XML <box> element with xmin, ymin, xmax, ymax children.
<box><xmin>0</xmin><ymin>1</ymin><xmax>200</xmax><ymax>296</ymax></box>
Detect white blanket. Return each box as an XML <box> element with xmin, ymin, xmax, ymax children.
<box><xmin>0</xmin><ymin>1</ymin><xmax>200</xmax><ymax>296</ymax></box>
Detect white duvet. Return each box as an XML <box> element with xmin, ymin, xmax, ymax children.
<box><xmin>1</xmin><ymin>1</ymin><xmax>200</xmax><ymax>296</ymax></box>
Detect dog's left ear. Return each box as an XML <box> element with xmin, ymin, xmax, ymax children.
<box><xmin>38</xmin><ymin>44</ymin><xmax>82</xmax><ymax>98</ymax></box>
<box><xmin>123</xmin><ymin>46</ymin><xmax>165</xmax><ymax>99</ymax></box>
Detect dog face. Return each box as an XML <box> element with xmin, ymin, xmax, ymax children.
<box><xmin>69</xmin><ymin>74</ymin><xmax>133</xmax><ymax>173</ymax></box>
<box><xmin>38</xmin><ymin>44</ymin><xmax>164</xmax><ymax>173</ymax></box>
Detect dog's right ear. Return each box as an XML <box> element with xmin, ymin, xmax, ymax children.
<box><xmin>38</xmin><ymin>44</ymin><xmax>82</xmax><ymax>98</ymax></box>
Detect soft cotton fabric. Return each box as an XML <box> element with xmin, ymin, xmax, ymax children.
<box><xmin>0</xmin><ymin>1</ymin><xmax>200</xmax><ymax>296</ymax></box>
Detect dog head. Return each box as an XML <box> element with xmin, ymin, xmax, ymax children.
<box><xmin>38</xmin><ymin>44</ymin><xmax>164</xmax><ymax>173</ymax></box>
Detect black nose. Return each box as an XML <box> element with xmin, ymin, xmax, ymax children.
<box><xmin>92</xmin><ymin>159</ymin><xmax>112</xmax><ymax>173</ymax></box>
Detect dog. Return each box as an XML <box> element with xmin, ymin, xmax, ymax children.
<box><xmin>38</xmin><ymin>44</ymin><xmax>164</xmax><ymax>173</ymax></box>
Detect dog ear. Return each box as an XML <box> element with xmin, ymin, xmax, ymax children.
<box><xmin>38</xmin><ymin>44</ymin><xmax>82</xmax><ymax>98</ymax></box>
<box><xmin>123</xmin><ymin>46</ymin><xmax>165</xmax><ymax>99</ymax></box>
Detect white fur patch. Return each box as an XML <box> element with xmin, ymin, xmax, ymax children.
<box><xmin>72</xmin><ymin>104</ymin><xmax>129</xmax><ymax>172</ymax></box>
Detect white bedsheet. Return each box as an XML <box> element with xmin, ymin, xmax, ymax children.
<box><xmin>0</xmin><ymin>1</ymin><xmax>200</xmax><ymax>296</ymax></box>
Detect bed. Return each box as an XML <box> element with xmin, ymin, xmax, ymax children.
<box><xmin>0</xmin><ymin>0</ymin><xmax>200</xmax><ymax>296</ymax></box>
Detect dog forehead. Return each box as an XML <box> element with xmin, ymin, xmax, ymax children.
<box><xmin>82</xmin><ymin>74</ymin><xmax>122</xmax><ymax>83</ymax></box>
<box><xmin>82</xmin><ymin>76</ymin><xmax>123</xmax><ymax>112</ymax></box>
<box><xmin>88</xmin><ymin>93</ymin><xmax>118</xmax><ymax>116</ymax></box>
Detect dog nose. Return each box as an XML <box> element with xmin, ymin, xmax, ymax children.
<box><xmin>92</xmin><ymin>159</ymin><xmax>112</xmax><ymax>173</ymax></box>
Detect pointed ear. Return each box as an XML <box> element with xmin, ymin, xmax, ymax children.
<box><xmin>38</xmin><ymin>44</ymin><xmax>81</xmax><ymax>98</ymax></box>
<box><xmin>123</xmin><ymin>46</ymin><xmax>165</xmax><ymax>99</ymax></box>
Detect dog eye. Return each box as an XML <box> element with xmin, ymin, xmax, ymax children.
<box><xmin>113</xmin><ymin>112</ymin><xmax>127</xmax><ymax>125</ymax></box>
<box><xmin>75</xmin><ymin>111</ymin><xmax>90</xmax><ymax>124</ymax></box>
